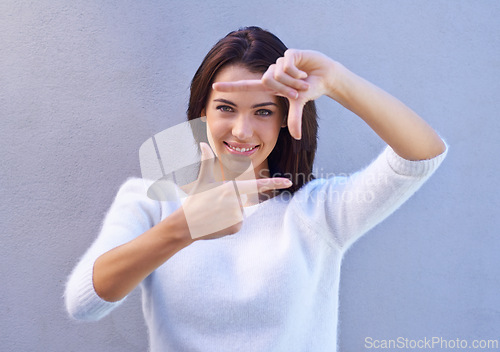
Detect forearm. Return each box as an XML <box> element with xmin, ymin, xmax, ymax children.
<box><xmin>327</xmin><ymin>62</ymin><xmax>446</xmax><ymax>160</ymax></box>
<box><xmin>93</xmin><ymin>208</ymin><xmax>193</xmax><ymax>302</ymax></box>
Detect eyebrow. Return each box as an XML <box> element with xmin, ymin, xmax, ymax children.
<box><xmin>213</xmin><ymin>98</ymin><xmax>277</xmax><ymax>109</ymax></box>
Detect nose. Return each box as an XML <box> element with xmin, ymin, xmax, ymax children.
<box><xmin>232</xmin><ymin>114</ymin><xmax>253</xmax><ymax>141</ymax></box>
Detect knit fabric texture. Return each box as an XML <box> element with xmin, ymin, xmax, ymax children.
<box><xmin>65</xmin><ymin>145</ymin><xmax>447</xmax><ymax>352</ymax></box>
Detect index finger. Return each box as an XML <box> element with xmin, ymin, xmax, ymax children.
<box><xmin>236</xmin><ymin>177</ymin><xmax>292</xmax><ymax>195</ymax></box>
<box><xmin>212</xmin><ymin>80</ymin><xmax>268</xmax><ymax>93</ymax></box>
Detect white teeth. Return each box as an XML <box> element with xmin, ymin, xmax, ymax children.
<box><xmin>227</xmin><ymin>144</ymin><xmax>256</xmax><ymax>152</ymax></box>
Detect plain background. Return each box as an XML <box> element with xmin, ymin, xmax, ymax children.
<box><xmin>1</xmin><ymin>1</ymin><xmax>499</xmax><ymax>351</ymax></box>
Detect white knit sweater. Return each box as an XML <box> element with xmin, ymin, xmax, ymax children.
<box><xmin>65</xmin><ymin>145</ymin><xmax>447</xmax><ymax>352</ymax></box>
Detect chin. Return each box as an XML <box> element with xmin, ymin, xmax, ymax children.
<box><xmin>218</xmin><ymin>152</ymin><xmax>254</xmax><ymax>177</ymax></box>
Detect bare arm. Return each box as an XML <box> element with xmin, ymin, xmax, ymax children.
<box><xmin>213</xmin><ymin>49</ymin><xmax>446</xmax><ymax>160</ymax></box>
<box><xmin>326</xmin><ymin>59</ymin><xmax>446</xmax><ymax>160</ymax></box>
<box><xmin>93</xmin><ymin>208</ymin><xmax>192</xmax><ymax>302</ymax></box>
<box><xmin>92</xmin><ymin>144</ymin><xmax>292</xmax><ymax>302</ymax></box>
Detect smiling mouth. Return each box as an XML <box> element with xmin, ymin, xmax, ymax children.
<box><xmin>223</xmin><ymin>142</ymin><xmax>259</xmax><ymax>154</ymax></box>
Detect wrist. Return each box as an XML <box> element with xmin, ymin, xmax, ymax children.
<box><xmin>158</xmin><ymin>208</ymin><xmax>194</xmax><ymax>248</ymax></box>
<box><xmin>324</xmin><ymin>60</ymin><xmax>349</xmax><ymax>102</ymax></box>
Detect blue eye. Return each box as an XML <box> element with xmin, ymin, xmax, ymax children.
<box><xmin>256</xmin><ymin>109</ymin><xmax>273</xmax><ymax>116</ymax></box>
<box><xmin>216</xmin><ymin>105</ymin><xmax>234</xmax><ymax>113</ymax></box>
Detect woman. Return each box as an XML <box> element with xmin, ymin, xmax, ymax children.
<box><xmin>65</xmin><ymin>27</ymin><xmax>447</xmax><ymax>351</ymax></box>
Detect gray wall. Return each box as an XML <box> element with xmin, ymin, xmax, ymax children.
<box><xmin>1</xmin><ymin>1</ymin><xmax>499</xmax><ymax>351</ymax></box>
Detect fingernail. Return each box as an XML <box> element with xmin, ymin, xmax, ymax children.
<box><xmin>282</xmin><ymin>179</ymin><xmax>293</xmax><ymax>186</ymax></box>
<box><xmin>288</xmin><ymin>91</ymin><xmax>299</xmax><ymax>99</ymax></box>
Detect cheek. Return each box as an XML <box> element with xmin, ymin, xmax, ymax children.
<box><xmin>206</xmin><ymin>125</ymin><xmax>216</xmax><ymax>152</ymax></box>
<box><xmin>265</xmin><ymin>117</ymin><xmax>284</xmax><ymax>143</ymax></box>
<box><xmin>205</xmin><ymin>118</ymin><xmax>230</xmax><ymax>155</ymax></box>
<box><xmin>259</xmin><ymin>126</ymin><xmax>281</xmax><ymax>154</ymax></box>
<box><xmin>206</xmin><ymin>117</ymin><xmax>225</xmax><ymax>139</ymax></box>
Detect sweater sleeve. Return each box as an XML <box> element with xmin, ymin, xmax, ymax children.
<box><xmin>293</xmin><ymin>143</ymin><xmax>448</xmax><ymax>251</ymax></box>
<box><xmin>64</xmin><ymin>177</ymin><xmax>161</xmax><ymax>321</ymax></box>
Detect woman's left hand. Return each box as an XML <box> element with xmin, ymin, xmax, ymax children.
<box><xmin>213</xmin><ymin>49</ymin><xmax>446</xmax><ymax>159</ymax></box>
<box><xmin>213</xmin><ymin>49</ymin><xmax>336</xmax><ymax>140</ymax></box>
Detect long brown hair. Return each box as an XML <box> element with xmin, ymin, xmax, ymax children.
<box><xmin>187</xmin><ymin>26</ymin><xmax>318</xmax><ymax>193</ymax></box>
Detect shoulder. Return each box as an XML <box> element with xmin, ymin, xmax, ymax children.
<box><xmin>103</xmin><ymin>177</ymin><xmax>163</xmax><ymax>228</ymax></box>
<box><xmin>114</xmin><ymin>177</ymin><xmax>159</xmax><ymax>210</ymax></box>
<box><xmin>116</xmin><ymin>176</ymin><xmax>152</xmax><ymax>196</ymax></box>
<box><xmin>286</xmin><ymin>176</ymin><xmax>347</xmax><ymax>216</ymax></box>
<box><xmin>293</xmin><ymin>176</ymin><xmax>347</xmax><ymax>198</ymax></box>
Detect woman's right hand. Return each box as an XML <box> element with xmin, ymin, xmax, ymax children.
<box><xmin>92</xmin><ymin>143</ymin><xmax>291</xmax><ymax>302</ymax></box>
<box><xmin>181</xmin><ymin>142</ymin><xmax>292</xmax><ymax>240</ymax></box>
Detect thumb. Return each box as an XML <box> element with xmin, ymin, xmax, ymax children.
<box><xmin>287</xmin><ymin>99</ymin><xmax>304</xmax><ymax>140</ymax></box>
<box><xmin>197</xmin><ymin>142</ymin><xmax>216</xmax><ymax>184</ymax></box>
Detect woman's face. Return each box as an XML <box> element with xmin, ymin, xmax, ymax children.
<box><xmin>203</xmin><ymin>64</ymin><xmax>284</xmax><ymax>179</ymax></box>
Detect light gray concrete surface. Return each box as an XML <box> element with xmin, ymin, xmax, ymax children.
<box><xmin>1</xmin><ymin>1</ymin><xmax>499</xmax><ymax>351</ymax></box>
